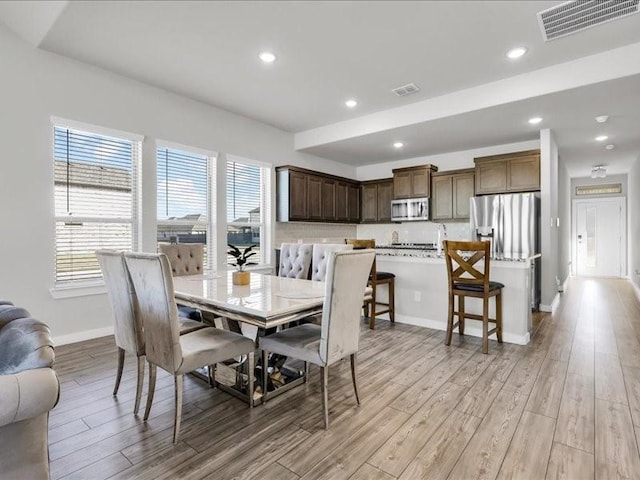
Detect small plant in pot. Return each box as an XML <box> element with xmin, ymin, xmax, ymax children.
<box><xmin>228</xmin><ymin>244</ymin><xmax>257</xmax><ymax>285</ymax></box>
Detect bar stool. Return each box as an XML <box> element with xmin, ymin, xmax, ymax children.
<box><xmin>346</xmin><ymin>239</ymin><xmax>395</xmax><ymax>329</ymax></box>
<box><xmin>443</xmin><ymin>240</ymin><xmax>503</xmax><ymax>354</ymax></box>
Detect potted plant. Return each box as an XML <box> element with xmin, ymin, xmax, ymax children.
<box><xmin>228</xmin><ymin>244</ymin><xmax>257</xmax><ymax>285</ymax></box>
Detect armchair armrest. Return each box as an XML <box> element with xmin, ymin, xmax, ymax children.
<box><xmin>0</xmin><ymin>368</ymin><xmax>59</xmax><ymax>428</ymax></box>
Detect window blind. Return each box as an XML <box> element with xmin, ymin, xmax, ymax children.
<box><xmin>54</xmin><ymin>126</ymin><xmax>138</xmax><ymax>285</ymax></box>
<box><xmin>156</xmin><ymin>147</ymin><xmax>212</xmax><ymax>266</ymax></box>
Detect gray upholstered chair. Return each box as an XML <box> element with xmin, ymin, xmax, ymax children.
<box><xmin>310</xmin><ymin>243</ymin><xmax>353</xmax><ymax>282</ymax></box>
<box><xmin>0</xmin><ymin>304</ymin><xmax>59</xmax><ymax>480</ymax></box>
<box><xmin>260</xmin><ymin>249</ymin><xmax>375</xmax><ymax>429</ymax></box>
<box><xmin>97</xmin><ymin>250</ymin><xmax>206</xmax><ymax>416</ymax></box>
<box><xmin>123</xmin><ymin>252</ymin><xmax>256</xmax><ymax>443</ymax></box>
<box><xmin>279</xmin><ymin>243</ymin><xmax>313</xmax><ymax>279</ymax></box>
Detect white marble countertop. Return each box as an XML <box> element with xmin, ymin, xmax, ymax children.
<box><xmin>375</xmin><ymin>245</ymin><xmax>541</xmax><ymax>263</ymax></box>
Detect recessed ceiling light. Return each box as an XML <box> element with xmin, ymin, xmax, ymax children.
<box><xmin>595</xmin><ymin>135</ymin><xmax>608</xmax><ymax>142</ymax></box>
<box><xmin>595</xmin><ymin>115</ymin><xmax>609</xmax><ymax>123</ymax></box>
<box><xmin>605</xmin><ymin>144</ymin><xmax>615</xmax><ymax>150</ymax></box>
<box><xmin>258</xmin><ymin>51</ymin><xmax>276</xmax><ymax>63</ymax></box>
<box><xmin>506</xmin><ymin>47</ymin><xmax>527</xmax><ymax>59</ymax></box>
<box><xmin>393</xmin><ymin>142</ymin><xmax>404</xmax><ymax>149</ymax></box>
<box><xmin>528</xmin><ymin>117</ymin><xmax>543</xmax><ymax>125</ymax></box>
<box><xmin>345</xmin><ymin>99</ymin><xmax>358</xmax><ymax>108</ymax></box>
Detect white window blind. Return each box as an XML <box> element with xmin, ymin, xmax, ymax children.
<box><xmin>157</xmin><ymin>147</ymin><xmax>213</xmax><ymax>267</ymax></box>
<box><xmin>54</xmin><ymin>125</ymin><xmax>139</xmax><ymax>285</ymax></box>
<box><xmin>226</xmin><ymin>158</ymin><xmax>271</xmax><ymax>267</ymax></box>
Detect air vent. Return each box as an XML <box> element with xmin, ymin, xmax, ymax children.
<box><xmin>538</xmin><ymin>0</ymin><xmax>640</xmax><ymax>41</ymax></box>
<box><xmin>392</xmin><ymin>83</ymin><xmax>420</xmax><ymax>97</ymax></box>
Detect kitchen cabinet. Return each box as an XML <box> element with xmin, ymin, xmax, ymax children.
<box><xmin>474</xmin><ymin>150</ymin><xmax>540</xmax><ymax>195</ymax></box>
<box><xmin>276</xmin><ymin>166</ymin><xmax>360</xmax><ymax>223</ymax></box>
<box><xmin>431</xmin><ymin>169</ymin><xmax>475</xmax><ymax>221</ymax></box>
<box><xmin>392</xmin><ymin>165</ymin><xmax>438</xmax><ymax>199</ymax></box>
<box><xmin>361</xmin><ymin>179</ymin><xmax>394</xmax><ymax>223</ymax></box>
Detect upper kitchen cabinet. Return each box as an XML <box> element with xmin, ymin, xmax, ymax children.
<box><xmin>361</xmin><ymin>179</ymin><xmax>393</xmax><ymax>223</ymax></box>
<box><xmin>392</xmin><ymin>165</ymin><xmax>438</xmax><ymax>199</ymax></box>
<box><xmin>474</xmin><ymin>150</ymin><xmax>541</xmax><ymax>195</ymax></box>
<box><xmin>431</xmin><ymin>169</ymin><xmax>475</xmax><ymax>221</ymax></box>
<box><xmin>276</xmin><ymin>166</ymin><xmax>360</xmax><ymax>223</ymax></box>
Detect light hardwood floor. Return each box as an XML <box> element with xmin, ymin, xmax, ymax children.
<box><xmin>49</xmin><ymin>277</ymin><xmax>640</xmax><ymax>479</ymax></box>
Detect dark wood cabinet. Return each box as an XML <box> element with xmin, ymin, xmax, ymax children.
<box><xmin>276</xmin><ymin>166</ymin><xmax>360</xmax><ymax>223</ymax></box>
<box><xmin>474</xmin><ymin>150</ymin><xmax>540</xmax><ymax>195</ymax></box>
<box><xmin>360</xmin><ymin>179</ymin><xmax>393</xmax><ymax>223</ymax></box>
<box><xmin>392</xmin><ymin>165</ymin><xmax>438</xmax><ymax>199</ymax></box>
<box><xmin>431</xmin><ymin>169</ymin><xmax>475</xmax><ymax>221</ymax></box>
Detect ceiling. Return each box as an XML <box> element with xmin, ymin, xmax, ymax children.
<box><xmin>1</xmin><ymin>1</ymin><xmax>640</xmax><ymax>176</ymax></box>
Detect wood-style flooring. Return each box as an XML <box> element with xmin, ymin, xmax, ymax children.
<box><xmin>49</xmin><ymin>277</ymin><xmax>640</xmax><ymax>479</ymax></box>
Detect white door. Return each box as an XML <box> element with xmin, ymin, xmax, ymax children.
<box><xmin>575</xmin><ymin>197</ymin><xmax>624</xmax><ymax>277</ymax></box>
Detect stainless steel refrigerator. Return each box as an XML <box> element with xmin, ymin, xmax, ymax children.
<box><xmin>469</xmin><ymin>193</ymin><xmax>541</xmax><ymax>310</ymax></box>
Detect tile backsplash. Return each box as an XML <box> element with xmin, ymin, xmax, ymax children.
<box><xmin>357</xmin><ymin>221</ymin><xmax>471</xmax><ymax>246</ymax></box>
<box><xmin>275</xmin><ymin>222</ymin><xmax>358</xmax><ymax>246</ymax></box>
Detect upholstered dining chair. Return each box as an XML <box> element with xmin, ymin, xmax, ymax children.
<box><xmin>97</xmin><ymin>250</ymin><xmax>207</xmax><ymax>415</ymax></box>
<box><xmin>260</xmin><ymin>249</ymin><xmax>375</xmax><ymax>429</ymax></box>
<box><xmin>279</xmin><ymin>243</ymin><xmax>313</xmax><ymax>279</ymax></box>
<box><xmin>123</xmin><ymin>252</ymin><xmax>256</xmax><ymax>443</ymax></box>
<box><xmin>310</xmin><ymin>243</ymin><xmax>353</xmax><ymax>282</ymax></box>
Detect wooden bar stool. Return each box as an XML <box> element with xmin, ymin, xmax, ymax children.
<box><xmin>346</xmin><ymin>239</ymin><xmax>395</xmax><ymax>329</ymax></box>
<box><xmin>443</xmin><ymin>240</ymin><xmax>503</xmax><ymax>354</ymax></box>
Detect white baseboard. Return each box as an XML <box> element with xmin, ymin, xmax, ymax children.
<box><xmin>53</xmin><ymin>326</ymin><xmax>113</xmax><ymax>346</ymax></box>
<box><xmin>540</xmin><ymin>293</ymin><xmax>560</xmax><ymax>314</ymax></box>
<box><xmin>394</xmin><ymin>314</ymin><xmax>530</xmax><ymax>346</ymax></box>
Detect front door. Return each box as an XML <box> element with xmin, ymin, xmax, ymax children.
<box><xmin>575</xmin><ymin>197</ymin><xmax>624</xmax><ymax>277</ymax></box>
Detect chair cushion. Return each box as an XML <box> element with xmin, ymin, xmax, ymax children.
<box><xmin>259</xmin><ymin>324</ymin><xmax>323</xmax><ymax>366</ymax></box>
<box><xmin>373</xmin><ymin>271</ymin><xmax>395</xmax><ymax>280</ymax></box>
<box><xmin>177</xmin><ymin>327</ymin><xmax>255</xmax><ymax>375</ymax></box>
<box><xmin>454</xmin><ymin>281</ymin><xmax>504</xmax><ymax>292</ymax></box>
<box><xmin>0</xmin><ymin>318</ymin><xmax>54</xmax><ymax>375</ymax></box>
<box><xmin>178</xmin><ymin>317</ymin><xmax>206</xmax><ymax>335</ymax></box>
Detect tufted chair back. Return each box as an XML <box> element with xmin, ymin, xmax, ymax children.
<box><xmin>279</xmin><ymin>243</ymin><xmax>313</xmax><ymax>279</ymax></box>
<box><xmin>311</xmin><ymin>244</ymin><xmax>353</xmax><ymax>282</ymax></box>
<box><xmin>159</xmin><ymin>243</ymin><xmax>204</xmax><ymax>276</ymax></box>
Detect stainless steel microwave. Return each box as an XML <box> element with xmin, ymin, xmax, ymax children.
<box><xmin>390</xmin><ymin>197</ymin><xmax>430</xmax><ymax>222</ymax></box>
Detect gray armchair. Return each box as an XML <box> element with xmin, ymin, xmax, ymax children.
<box><xmin>279</xmin><ymin>243</ymin><xmax>313</xmax><ymax>279</ymax></box>
<box><xmin>0</xmin><ymin>304</ymin><xmax>59</xmax><ymax>480</ymax></box>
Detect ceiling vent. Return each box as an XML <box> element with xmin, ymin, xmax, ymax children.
<box><xmin>392</xmin><ymin>83</ymin><xmax>420</xmax><ymax>97</ymax></box>
<box><xmin>537</xmin><ymin>0</ymin><xmax>640</xmax><ymax>41</ymax></box>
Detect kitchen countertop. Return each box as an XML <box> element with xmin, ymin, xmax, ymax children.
<box><xmin>375</xmin><ymin>244</ymin><xmax>541</xmax><ymax>263</ymax></box>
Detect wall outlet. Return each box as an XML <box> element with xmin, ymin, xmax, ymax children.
<box><xmin>414</xmin><ymin>291</ymin><xmax>421</xmax><ymax>302</ymax></box>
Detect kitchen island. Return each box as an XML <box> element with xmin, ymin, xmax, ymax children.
<box><xmin>375</xmin><ymin>246</ymin><xmax>539</xmax><ymax>345</ymax></box>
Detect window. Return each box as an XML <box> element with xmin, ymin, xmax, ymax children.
<box><xmin>156</xmin><ymin>146</ymin><xmax>214</xmax><ymax>267</ymax></box>
<box><xmin>54</xmin><ymin>124</ymin><xmax>139</xmax><ymax>286</ymax></box>
<box><xmin>226</xmin><ymin>157</ymin><xmax>271</xmax><ymax>267</ymax></box>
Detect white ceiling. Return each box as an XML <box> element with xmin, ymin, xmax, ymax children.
<box><xmin>1</xmin><ymin>0</ymin><xmax>640</xmax><ymax>176</ymax></box>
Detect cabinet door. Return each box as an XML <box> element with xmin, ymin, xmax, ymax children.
<box><xmin>321</xmin><ymin>179</ymin><xmax>336</xmax><ymax>221</ymax></box>
<box><xmin>411</xmin><ymin>169</ymin><xmax>430</xmax><ymax>197</ymax></box>
<box><xmin>347</xmin><ymin>184</ymin><xmax>360</xmax><ymax>222</ymax></box>
<box><xmin>432</xmin><ymin>175</ymin><xmax>453</xmax><ymax>220</ymax></box>
<box><xmin>361</xmin><ymin>184</ymin><xmax>378</xmax><ymax>222</ymax></box>
<box><xmin>307</xmin><ymin>175</ymin><xmax>323</xmax><ymax>220</ymax></box>
<box><xmin>289</xmin><ymin>171</ymin><xmax>308</xmax><ymax>219</ymax></box>
<box><xmin>508</xmin><ymin>155</ymin><xmax>540</xmax><ymax>192</ymax></box>
<box><xmin>335</xmin><ymin>182</ymin><xmax>349</xmax><ymax>221</ymax></box>
<box><xmin>393</xmin><ymin>171</ymin><xmax>412</xmax><ymax>199</ymax></box>
<box><xmin>377</xmin><ymin>181</ymin><xmax>393</xmax><ymax>222</ymax></box>
<box><xmin>453</xmin><ymin>173</ymin><xmax>475</xmax><ymax>219</ymax></box>
<box><xmin>475</xmin><ymin>160</ymin><xmax>507</xmax><ymax>195</ymax></box>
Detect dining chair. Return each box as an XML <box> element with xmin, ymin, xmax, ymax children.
<box><xmin>310</xmin><ymin>243</ymin><xmax>353</xmax><ymax>282</ymax></box>
<box><xmin>279</xmin><ymin>243</ymin><xmax>313</xmax><ymax>279</ymax></box>
<box><xmin>443</xmin><ymin>240</ymin><xmax>503</xmax><ymax>354</ymax></box>
<box><xmin>97</xmin><ymin>250</ymin><xmax>210</xmax><ymax>415</ymax></box>
<box><xmin>123</xmin><ymin>252</ymin><xmax>256</xmax><ymax>443</ymax></box>
<box><xmin>260</xmin><ymin>249</ymin><xmax>375</xmax><ymax>429</ymax></box>
<box><xmin>345</xmin><ymin>239</ymin><xmax>395</xmax><ymax>329</ymax></box>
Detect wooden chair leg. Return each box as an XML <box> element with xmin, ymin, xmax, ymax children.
<box><xmin>143</xmin><ymin>363</ymin><xmax>157</xmax><ymax>421</ymax></box>
<box><xmin>350</xmin><ymin>354</ymin><xmax>360</xmax><ymax>406</ymax></box>
<box><xmin>247</xmin><ymin>351</ymin><xmax>255</xmax><ymax>409</ymax></box>
<box><xmin>113</xmin><ymin>347</ymin><xmax>125</xmax><ymax>396</ymax></box>
<box><xmin>482</xmin><ymin>297</ymin><xmax>490</xmax><ymax>354</ymax></box>
<box><xmin>262</xmin><ymin>349</ymin><xmax>269</xmax><ymax>402</ymax></box>
<box><xmin>496</xmin><ymin>292</ymin><xmax>503</xmax><ymax>343</ymax></box>
<box><xmin>133</xmin><ymin>356</ymin><xmax>145</xmax><ymax>415</ymax></box>
<box><xmin>445</xmin><ymin>292</ymin><xmax>454</xmax><ymax>346</ymax></box>
<box><xmin>389</xmin><ymin>279</ymin><xmax>395</xmax><ymax>323</ymax></box>
<box><xmin>369</xmin><ymin>283</ymin><xmax>377</xmax><ymax>330</ymax></box>
<box><xmin>459</xmin><ymin>295</ymin><xmax>465</xmax><ymax>336</ymax></box>
<box><xmin>321</xmin><ymin>366</ymin><xmax>329</xmax><ymax>429</ymax></box>
<box><xmin>173</xmin><ymin>374</ymin><xmax>183</xmax><ymax>444</ymax></box>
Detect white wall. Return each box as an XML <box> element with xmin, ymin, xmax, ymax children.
<box><xmin>629</xmin><ymin>157</ymin><xmax>640</xmax><ymax>289</ymax></box>
<box><xmin>540</xmin><ymin>129</ymin><xmax>559</xmax><ymax>310</ymax></box>
<box><xmin>557</xmin><ymin>158</ymin><xmax>571</xmax><ymax>286</ymax></box>
<box><xmin>0</xmin><ymin>25</ymin><xmax>355</xmax><ymax>341</ymax></box>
